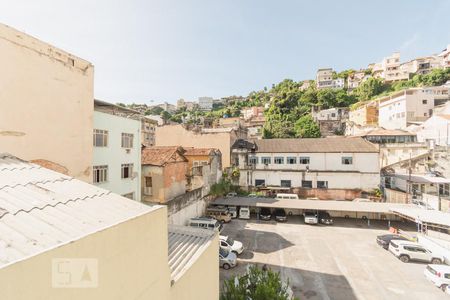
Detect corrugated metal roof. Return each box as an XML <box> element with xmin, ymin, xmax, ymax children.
<box><xmin>252</xmin><ymin>137</ymin><xmax>379</xmax><ymax>153</ymax></box>
<box><xmin>0</xmin><ymin>154</ymin><xmax>161</xmax><ymax>269</ymax></box>
<box><xmin>168</xmin><ymin>225</ymin><xmax>215</xmax><ymax>282</ymax></box>
<box><xmin>390</xmin><ymin>207</ymin><xmax>450</xmax><ymax>228</ymax></box>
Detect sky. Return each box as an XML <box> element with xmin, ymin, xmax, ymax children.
<box><xmin>1</xmin><ymin>0</ymin><xmax>449</xmax><ymax>105</ymax></box>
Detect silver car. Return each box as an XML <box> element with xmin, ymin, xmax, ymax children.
<box><xmin>219</xmin><ymin>247</ymin><xmax>237</xmax><ymax>270</ymax></box>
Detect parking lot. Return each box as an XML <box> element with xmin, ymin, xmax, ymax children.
<box><xmin>219</xmin><ymin>217</ymin><xmax>447</xmax><ymax>300</ymax></box>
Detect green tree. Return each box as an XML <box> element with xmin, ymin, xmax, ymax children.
<box><xmin>294</xmin><ymin>115</ymin><xmax>321</xmax><ymax>138</ymax></box>
<box><xmin>352</xmin><ymin>77</ymin><xmax>385</xmax><ymax>101</ymax></box>
<box><xmin>221</xmin><ymin>265</ymin><xmax>297</xmax><ymax>300</ymax></box>
<box><xmin>146</xmin><ymin>106</ymin><xmax>164</xmax><ymax>115</ymax></box>
<box><xmin>160</xmin><ymin>111</ymin><xmax>171</xmax><ymax>122</ymax></box>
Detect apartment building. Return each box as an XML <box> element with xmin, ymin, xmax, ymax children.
<box><xmin>0</xmin><ymin>154</ymin><xmax>218</xmax><ymax>300</ymax></box>
<box><xmin>141</xmin><ymin>146</ymin><xmax>188</xmax><ymax>203</ymax></box>
<box><xmin>347</xmin><ymin>71</ymin><xmax>370</xmax><ymax>91</ymax></box>
<box><xmin>378</xmin><ymin>89</ymin><xmax>435</xmax><ymax>130</ymax></box>
<box><xmin>93</xmin><ymin>100</ymin><xmax>142</xmax><ymax>201</ymax></box>
<box><xmin>416</xmin><ymin>114</ymin><xmax>450</xmax><ymax>146</ymax></box>
<box><xmin>348</xmin><ymin>102</ymin><xmax>379</xmax><ymax>127</ymax></box>
<box><xmin>0</xmin><ymin>23</ymin><xmax>94</xmax><ymax>182</ymax></box>
<box><xmin>155</xmin><ymin>124</ymin><xmax>246</xmax><ymax>167</ymax></box>
<box><xmin>142</xmin><ymin>116</ymin><xmax>158</xmax><ymax>146</ymax></box>
<box><xmin>311</xmin><ymin>107</ymin><xmax>349</xmax><ymax>136</ymax></box>
<box><xmin>316</xmin><ymin>68</ymin><xmax>344</xmax><ymax>89</ymax></box>
<box><xmin>438</xmin><ymin>44</ymin><xmax>450</xmax><ymax>68</ymax></box>
<box><xmin>231</xmin><ymin>137</ymin><xmax>380</xmax><ymax>194</ymax></box>
<box><xmin>381</xmin><ymin>52</ymin><xmax>410</xmax><ymax>82</ymax></box>
<box><xmin>242</xmin><ymin>106</ymin><xmax>264</xmax><ymax>120</ymax></box>
<box><xmin>198</xmin><ymin>96</ymin><xmax>214</xmax><ymax>111</ymax></box>
<box><xmin>410</xmin><ymin>56</ymin><xmax>443</xmax><ymax>75</ymax></box>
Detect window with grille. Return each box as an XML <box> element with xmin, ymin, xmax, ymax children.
<box><xmin>261</xmin><ymin>157</ymin><xmax>271</xmax><ymax>165</ymax></box>
<box><xmin>145</xmin><ymin>177</ymin><xmax>153</xmax><ymax>187</ymax></box>
<box><xmin>274</xmin><ymin>157</ymin><xmax>284</xmax><ymax>164</ymax></box>
<box><xmin>121</xmin><ymin>163</ymin><xmax>133</xmax><ymax>179</ymax></box>
<box><xmin>121</xmin><ymin>133</ymin><xmax>134</xmax><ymax>148</ymax></box>
<box><xmin>301</xmin><ymin>180</ymin><xmax>312</xmax><ymax>188</ymax></box>
<box><xmin>93</xmin><ymin>165</ymin><xmax>108</xmax><ymax>183</ymax></box>
<box><xmin>287</xmin><ymin>157</ymin><xmax>297</xmax><ymax>164</ymax></box>
<box><xmin>249</xmin><ymin>156</ymin><xmax>258</xmax><ymax>165</ymax></box>
<box><xmin>342</xmin><ymin>157</ymin><xmax>353</xmax><ymax>165</ymax></box>
<box><xmin>281</xmin><ymin>180</ymin><xmax>291</xmax><ymax>187</ymax></box>
<box><xmin>317</xmin><ymin>181</ymin><xmax>328</xmax><ymax>189</ymax></box>
<box><xmin>299</xmin><ymin>157</ymin><xmax>310</xmax><ymax>164</ymax></box>
<box><xmin>93</xmin><ymin>129</ymin><xmax>108</xmax><ymax>147</ymax></box>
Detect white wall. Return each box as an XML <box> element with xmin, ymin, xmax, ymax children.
<box><xmin>416</xmin><ymin>116</ymin><xmax>450</xmax><ymax>146</ymax></box>
<box><xmin>93</xmin><ymin>111</ymin><xmax>141</xmax><ymax>201</ymax></box>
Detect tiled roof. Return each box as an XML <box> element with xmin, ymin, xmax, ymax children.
<box><xmin>141</xmin><ymin>146</ymin><xmax>187</xmax><ymax>166</ymax></box>
<box><xmin>0</xmin><ymin>154</ymin><xmax>160</xmax><ymax>269</ymax></box>
<box><xmin>360</xmin><ymin>129</ymin><xmax>416</xmax><ymax>137</ymax></box>
<box><xmin>252</xmin><ymin>137</ymin><xmax>379</xmax><ymax>153</ymax></box>
<box><xmin>183</xmin><ymin>147</ymin><xmax>218</xmax><ymax>156</ymax></box>
<box><xmin>168</xmin><ymin>225</ymin><xmax>215</xmax><ymax>282</ymax></box>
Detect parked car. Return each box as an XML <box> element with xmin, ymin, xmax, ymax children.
<box><xmin>275</xmin><ymin>193</ymin><xmax>299</xmax><ymax>200</ymax></box>
<box><xmin>188</xmin><ymin>217</ymin><xmax>223</xmax><ymax>232</ymax></box>
<box><xmin>376</xmin><ymin>234</ymin><xmax>409</xmax><ymax>250</ymax></box>
<box><xmin>424</xmin><ymin>264</ymin><xmax>450</xmax><ymax>291</ymax></box>
<box><xmin>226</xmin><ymin>192</ymin><xmax>237</xmax><ymax>198</ymax></box>
<box><xmin>219</xmin><ymin>247</ymin><xmax>237</xmax><ymax>270</ymax></box>
<box><xmin>228</xmin><ymin>206</ymin><xmax>237</xmax><ymax>218</ymax></box>
<box><xmin>220</xmin><ymin>235</ymin><xmax>244</xmax><ymax>255</ymax></box>
<box><xmin>304</xmin><ymin>211</ymin><xmax>318</xmax><ymax>224</ymax></box>
<box><xmin>388</xmin><ymin>240</ymin><xmax>443</xmax><ymax>264</ymax></box>
<box><xmin>318</xmin><ymin>211</ymin><xmax>333</xmax><ymax>225</ymax></box>
<box><xmin>248</xmin><ymin>193</ymin><xmax>258</xmax><ymax>198</ymax></box>
<box><xmin>206</xmin><ymin>206</ymin><xmax>231</xmax><ymax>223</ymax></box>
<box><xmin>259</xmin><ymin>207</ymin><xmax>272</xmax><ymax>221</ymax></box>
<box><xmin>274</xmin><ymin>208</ymin><xmax>287</xmax><ymax>222</ymax></box>
<box><xmin>239</xmin><ymin>206</ymin><xmax>250</xmax><ymax>219</ymax></box>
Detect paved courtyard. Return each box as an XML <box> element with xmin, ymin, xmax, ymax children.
<box><xmin>219</xmin><ymin>217</ymin><xmax>447</xmax><ymax>300</ymax></box>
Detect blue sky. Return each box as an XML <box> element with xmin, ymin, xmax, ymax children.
<box><xmin>1</xmin><ymin>0</ymin><xmax>449</xmax><ymax>104</ymax></box>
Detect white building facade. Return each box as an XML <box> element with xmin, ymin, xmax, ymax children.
<box><xmin>416</xmin><ymin>115</ymin><xmax>450</xmax><ymax>146</ymax></box>
<box><xmin>378</xmin><ymin>89</ymin><xmax>435</xmax><ymax>130</ymax></box>
<box><xmin>198</xmin><ymin>97</ymin><xmax>214</xmax><ymax>111</ymax></box>
<box><xmin>232</xmin><ymin>138</ymin><xmax>380</xmax><ymax>191</ymax></box>
<box><xmin>93</xmin><ymin>104</ymin><xmax>142</xmax><ymax>201</ymax></box>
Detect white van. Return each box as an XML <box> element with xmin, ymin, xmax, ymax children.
<box><xmin>275</xmin><ymin>193</ymin><xmax>299</xmax><ymax>200</ymax></box>
<box><xmin>188</xmin><ymin>217</ymin><xmax>223</xmax><ymax>232</ymax></box>
<box><xmin>228</xmin><ymin>206</ymin><xmax>238</xmax><ymax>218</ymax></box>
<box><xmin>239</xmin><ymin>206</ymin><xmax>250</xmax><ymax>219</ymax></box>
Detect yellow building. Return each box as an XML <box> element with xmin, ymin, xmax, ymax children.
<box><xmin>0</xmin><ymin>154</ymin><xmax>219</xmax><ymax>300</ymax></box>
<box><xmin>0</xmin><ymin>23</ymin><xmax>94</xmax><ymax>182</ymax></box>
<box><xmin>348</xmin><ymin>102</ymin><xmax>378</xmax><ymax>126</ymax></box>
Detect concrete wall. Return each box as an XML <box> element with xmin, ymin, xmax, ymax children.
<box><xmin>0</xmin><ymin>206</ymin><xmax>171</xmax><ymax>300</ymax></box>
<box><xmin>156</xmin><ymin>125</ymin><xmax>232</xmax><ymax>167</ymax></box>
<box><xmin>0</xmin><ymin>23</ymin><xmax>94</xmax><ymax>182</ymax></box>
<box><xmin>93</xmin><ymin>111</ymin><xmax>141</xmax><ymax>200</ymax></box>
<box><xmin>293</xmin><ymin>188</ymin><xmax>362</xmax><ymax>200</ymax></box>
<box><xmin>167</xmin><ymin>188</ymin><xmax>209</xmax><ymax>226</ymax></box>
<box><xmin>170</xmin><ymin>234</ymin><xmax>219</xmax><ymax>300</ymax></box>
<box><xmin>384</xmin><ymin>188</ymin><xmax>408</xmax><ymax>203</ymax></box>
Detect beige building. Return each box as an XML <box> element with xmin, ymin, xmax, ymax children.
<box><xmin>0</xmin><ymin>23</ymin><xmax>94</xmax><ymax>182</ymax></box>
<box><xmin>184</xmin><ymin>147</ymin><xmax>222</xmax><ymax>192</ymax></box>
<box><xmin>142</xmin><ymin>116</ymin><xmax>158</xmax><ymax>146</ymax></box>
<box><xmin>348</xmin><ymin>102</ymin><xmax>379</xmax><ymax>127</ymax></box>
<box><xmin>141</xmin><ymin>146</ymin><xmax>188</xmax><ymax>203</ymax></box>
<box><xmin>438</xmin><ymin>44</ymin><xmax>450</xmax><ymax>68</ymax></box>
<box><xmin>155</xmin><ymin>124</ymin><xmax>246</xmax><ymax>167</ymax></box>
<box><xmin>0</xmin><ymin>154</ymin><xmax>219</xmax><ymax>300</ymax></box>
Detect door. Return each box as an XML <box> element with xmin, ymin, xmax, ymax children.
<box><xmin>414</xmin><ymin>247</ymin><xmax>430</xmax><ymax>261</ymax></box>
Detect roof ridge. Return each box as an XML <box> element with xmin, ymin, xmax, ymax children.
<box><xmin>0</xmin><ymin>177</ymin><xmax>70</xmax><ymax>190</ymax></box>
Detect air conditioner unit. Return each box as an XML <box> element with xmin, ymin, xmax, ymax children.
<box><xmin>144</xmin><ymin>187</ymin><xmax>152</xmax><ymax>196</ymax></box>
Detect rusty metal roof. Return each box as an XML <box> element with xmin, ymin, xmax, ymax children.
<box><xmin>0</xmin><ymin>153</ymin><xmax>160</xmax><ymax>269</ymax></box>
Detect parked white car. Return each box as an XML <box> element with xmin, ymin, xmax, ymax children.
<box><xmin>239</xmin><ymin>206</ymin><xmax>250</xmax><ymax>219</ymax></box>
<box><xmin>304</xmin><ymin>211</ymin><xmax>318</xmax><ymax>224</ymax></box>
<box><xmin>220</xmin><ymin>235</ymin><xmax>244</xmax><ymax>255</ymax></box>
<box><xmin>389</xmin><ymin>240</ymin><xmax>443</xmax><ymax>264</ymax></box>
<box><xmin>219</xmin><ymin>247</ymin><xmax>237</xmax><ymax>270</ymax></box>
<box><xmin>424</xmin><ymin>264</ymin><xmax>450</xmax><ymax>291</ymax></box>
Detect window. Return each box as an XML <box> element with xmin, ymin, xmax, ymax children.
<box><xmin>423</xmin><ymin>112</ymin><xmax>427</xmax><ymax>117</ymax></box>
<box><xmin>93</xmin><ymin>129</ymin><xmax>108</xmax><ymax>147</ymax></box>
<box><xmin>145</xmin><ymin>177</ymin><xmax>153</xmax><ymax>187</ymax></box>
<box><xmin>299</xmin><ymin>157</ymin><xmax>310</xmax><ymax>164</ymax></box>
<box><xmin>121</xmin><ymin>163</ymin><xmax>133</xmax><ymax>179</ymax></box>
<box><xmin>317</xmin><ymin>181</ymin><xmax>328</xmax><ymax>189</ymax></box>
<box><xmin>122</xmin><ymin>192</ymin><xmax>134</xmax><ymax>200</ymax></box>
<box><xmin>287</xmin><ymin>157</ymin><xmax>297</xmax><ymax>164</ymax></box>
<box><xmin>249</xmin><ymin>156</ymin><xmax>258</xmax><ymax>165</ymax></box>
<box><xmin>439</xmin><ymin>183</ymin><xmax>449</xmax><ymax>196</ymax></box>
<box><xmin>93</xmin><ymin>165</ymin><xmax>108</xmax><ymax>183</ymax></box>
<box><xmin>331</xmin><ymin>113</ymin><xmax>336</xmax><ymax>118</ymax></box>
<box><xmin>342</xmin><ymin>157</ymin><xmax>353</xmax><ymax>165</ymax></box>
<box><xmin>280</xmin><ymin>180</ymin><xmax>291</xmax><ymax>187</ymax></box>
<box><xmin>274</xmin><ymin>157</ymin><xmax>284</xmax><ymax>164</ymax></box>
<box><xmin>302</xmin><ymin>180</ymin><xmax>313</xmax><ymax>188</ymax></box>
<box><xmin>422</xmin><ymin>99</ymin><xmax>427</xmax><ymax>104</ymax></box>
<box><xmin>255</xmin><ymin>179</ymin><xmax>265</xmax><ymax>186</ymax></box>
<box><xmin>121</xmin><ymin>133</ymin><xmax>134</xmax><ymax>148</ymax></box>
<box><xmin>261</xmin><ymin>157</ymin><xmax>271</xmax><ymax>165</ymax></box>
